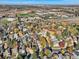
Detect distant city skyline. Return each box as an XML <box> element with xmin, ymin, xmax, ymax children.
<box><xmin>0</xmin><ymin>0</ymin><xmax>79</xmax><ymax>5</ymax></box>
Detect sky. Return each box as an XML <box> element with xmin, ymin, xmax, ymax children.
<box><xmin>0</xmin><ymin>0</ymin><xmax>79</xmax><ymax>5</ymax></box>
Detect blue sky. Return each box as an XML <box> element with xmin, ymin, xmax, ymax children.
<box><xmin>0</xmin><ymin>0</ymin><xmax>79</xmax><ymax>5</ymax></box>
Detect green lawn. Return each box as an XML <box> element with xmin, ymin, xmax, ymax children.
<box><xmin>17</xmin><ymin>13</ymin><xmax>35</xmax><ymax>17</ymax></box>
